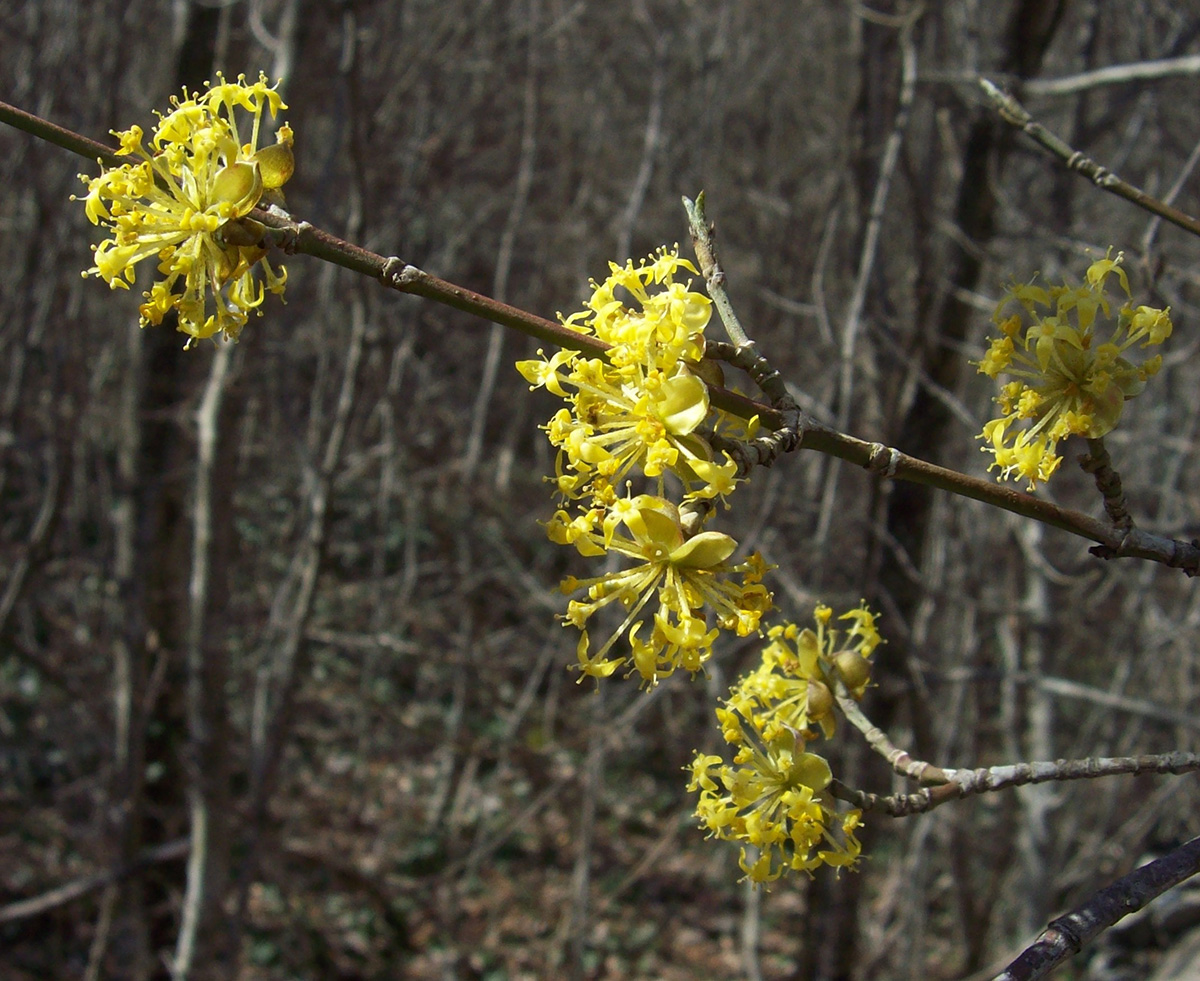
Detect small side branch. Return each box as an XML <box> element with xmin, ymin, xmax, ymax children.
<box><xmin>703</xmin><ymin>339</ymin><xmax>804</xmax><ymax>476</ymax></box>
<box><xmin>703</xmin><ymin>340</ymin><xmax>798</xmax><ymax>414</ymax></box>
<box><xmin>1022</xmin><ymin>54</ymin><xmax>1200</xmax><ymax>97</ymax></box>
<box><xmin>683</xmin><ymin>192</ymin><xmax>751</xmax><ymax>348</ymax></box>
<box><xmin>1079</xmin><ymin>437</ymin><xmax>1132</xmax><ymax>535</ymax></box>
<box><xmin>830</xmin><ymin>780</ymin><xmax>955</xmax><ymax>818</ymax></box>
<box><xmin>834</xmin><ymin>680</ymin><xmax>949</xmax><ymax>785</ymax></box>
<box><xmin>0</xmin><ymin>839</ymin><xmax>189</xmax><ymax>925</ymax></box>
<box><xmin>832</xmin><ymin>751</ymin><xmax>1200</xmax><ymax>818</ymax></box>
<box><xmin>979</xmin><ymin>78</ymin><xmax>1200</xmax><ymax>239</ymax></box>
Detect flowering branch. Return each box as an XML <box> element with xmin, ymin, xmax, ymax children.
<box><xmin>278</xmin><ymin>222</ymin><xmax>1200</xmax><ymax>568</ymax></box>
<box><xmin>6</xmin><ymin>98</ymin><xmax>1199</xmax><ymax>574</ymax></box>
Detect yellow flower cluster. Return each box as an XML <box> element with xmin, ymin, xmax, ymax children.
<box><xmin>549</xmin><ymin>494</ymin><xmax>771</xmax><ymax>687</ymax></box>
<box><xmin>77</xmin><ymin>73</ymin><xmax>295</xmax><ymax>343</ymax></box>
<box><xmin>976</xmin><ymin>252</ymin><xmax>1171</xmax><ymax>489</ymax></box>
<box><xmin>519</xmin><ymin>249</ymin><xmax>769</xmax><ymax>686</ymax></box>
<box><xmin>517</xmin><ymin>248</ymin><xmax>740</xmax><ymax>506</ymax></box>
<box><xmin>688</xmin><ymin>603</ymin><xmax>881</xmax><ymax>882</ymax></box>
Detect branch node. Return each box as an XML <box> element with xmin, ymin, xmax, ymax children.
<box><xmin>282</xmin><ymin>219</ymin><xmax>313</xmax><ymax>255</ymax></box>
<box><xmin>864</xmin><ymin>442</ymin><xmax>901</xmax><ymax>478</ymax></box>
<box><xmin>379</xmin><ymin>256</ymin><xmax>412</xmax><ymax>289</ymax></box>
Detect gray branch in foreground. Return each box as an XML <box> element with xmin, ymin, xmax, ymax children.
<box><xmin>993</xmin><ymin>836</ymin><xmax>1200</xmax><ymax>981</ymax></box>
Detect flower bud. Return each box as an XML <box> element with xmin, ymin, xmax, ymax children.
<box><xmin>806</xmin><ymin>679</ymin><xmax>833</xmax><ymax>719</ymax></box>
<box><xmin>832</xmin><ymin>650</ymin><xmax>871</xmax><ymax>695</ymax></box>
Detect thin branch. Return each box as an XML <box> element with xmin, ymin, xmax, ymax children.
<box><xmin>244</xmin><ymin>280</ymin><xmax>367</xmax><ymax>845</ymax></box>
<box><xmin>1141</xmin><ymin>128</ymin><xmax>1200</xmax><ymax>258</ymax></box>
<box><xmin>0</xmin><ymin>442</ymin><xmax>62</xmax><ymax>633</ymax></box>
<box><xmin>834</xmin><ymin>679</ymin><xmax>949</xmax><ymax>785</ymax></box>
<box><xmin>817</xmin><ymin>10</ymin><xmax>919</xmax><ymax>551</ymax></box>
<box><xmin>1029</xmin><ymin>673</ymin><xmax>1200</xmax><ymax>732</ymax></box>
<box><xmin>566</xmin><ymin>686</ymin><xmax>605</xmax><ymax>980</ymax></box>
<box><xmin>615</xmin><ymin>30</ymin><xmax>666</xmax><ymax>261</ymax></box>
<box><xmin>0</xmin><ymin>839</ymin><xmax>189</xmax><ymax>925</ymax></box>
<box><xmin>740</xmin><ymin>875</ymin><xmax>764</xmax><ymax>981</ymax></box>
<box><xmin>461</xmin><ymin>0</ymin><xmax>541</xmax><ymax>480</ymax></box>
<box><xmin>802</xmin><ymin>424</ymin><xmax>1200</xmax><ymax>574</ymax></box>
<box><xmin>992</xmin><ymin>836</ymin><xmax>1200</xmax><ymax>981</ymax></box>
<box><xmin>1022</xmin><ymin>54</ymin><xmax>1200</xmax><ymax>97</ymax></box>
<box><xmin>809</xmin><ymin>202</ymin><xmax>839</xmax><ymax>347</ymax></box>
<box><xmin>940</xmin><ymin>752</ymin><xmax>1200</xmax><ymax>795</ymax></box>
<box><xmin>172</xmin><ymin>341</ymin><xmax>235</xmax><ymax>980</ymax></box>
<box><xmin>0</xmin><ymin>99</ymin><xmax>125</xmax><ymax>168</ymax></box>
<box><xmin>702</xmin><ymin>339</ymin><xmax>803</xmax><ymax>474</ymax></box>
<box><xmin>831</xmin><ymin>751</ymin><xmax>1200</xmax><ymax>817</ymax></box>
<box><xmin>451</xmin><ymin>676</ymin><xmax>680</xmax><ymax>880</ymax></box>
<box><xmin>979</xmin><ymin>78</ymin><xmax>1200</xmax><ymax>239</ymax></box>
<box><xmin>702</xmin><ymin>339</ymin><xmax>798</xmax><ymax>413</ymax></box>
<box><xmin>836</xmin><ymin>11</ymin><xmax>919</xmax><ymax>431</ymax></box>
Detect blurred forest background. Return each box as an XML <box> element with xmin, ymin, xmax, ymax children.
<box><xmin>3</xmin><ymin>0</ymin><xmax>1200</xmax><ymax>978</ymax></box>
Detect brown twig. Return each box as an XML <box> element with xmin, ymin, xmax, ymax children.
<box><xmin>0</xmin><ymin>99</ymin><xmax>126</xmax><ymax>168</ymax></box>
<box><xmin>979</xmin><ymin>78</ymin><xmax>1200</xmax><ymax>239</ymax></box>
<box><xmin>1079</xmin><ymin>437</ymin><xmax>1133</xmax><ymax>534</ymax></box>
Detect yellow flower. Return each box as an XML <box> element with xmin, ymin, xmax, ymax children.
<box><xmin>732</xmin><ymin>603</ymin><xmax>880</xmax><ymax>740</ymax></box>
<box><xmin>566</xmin><ymin>248</ymin><xmax>711</xmax><ymax>366</ymax></box>
<box><xmin>974</xmin><ymin>251</ymin><xmax>1171</xmax><ymax>489</ymax></box>
<box><xmin>516</xmin><ymin>247</ymin><xmax>740</xmax><ymax>505</ymax></box>
<box><xmin>77</xmin><ymin>72</ymin><xmax>294</xmax><ymax>343</ymax></box>
<box><xmin>555</xmin><ymin>495</ymin><xmax>771</xmax><ymax>687</ymax></box>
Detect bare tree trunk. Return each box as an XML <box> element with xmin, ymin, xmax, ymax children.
<box><xmin>100</xmin><ymin>318</ymin><xmax>154</xmax><ymax>981</ymax></box>
<box><xmin>802</xmin><ymin>4</ymin><xmax>1072</xmax><ymax>980</ymax></box>
<box><xmin>172</xmin><ymin>342</ymin><xmax>240</xmax><ymax>980</ymax></box>
<box><xmin>121</xmin><ymin>6</ymin><xmax>225</xmax><ymax>973</ymax></box>
<box><xmin>1004</xmin><ymin>521</ymin><xmax>1055</xmax><ymax>937</ymax></box>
